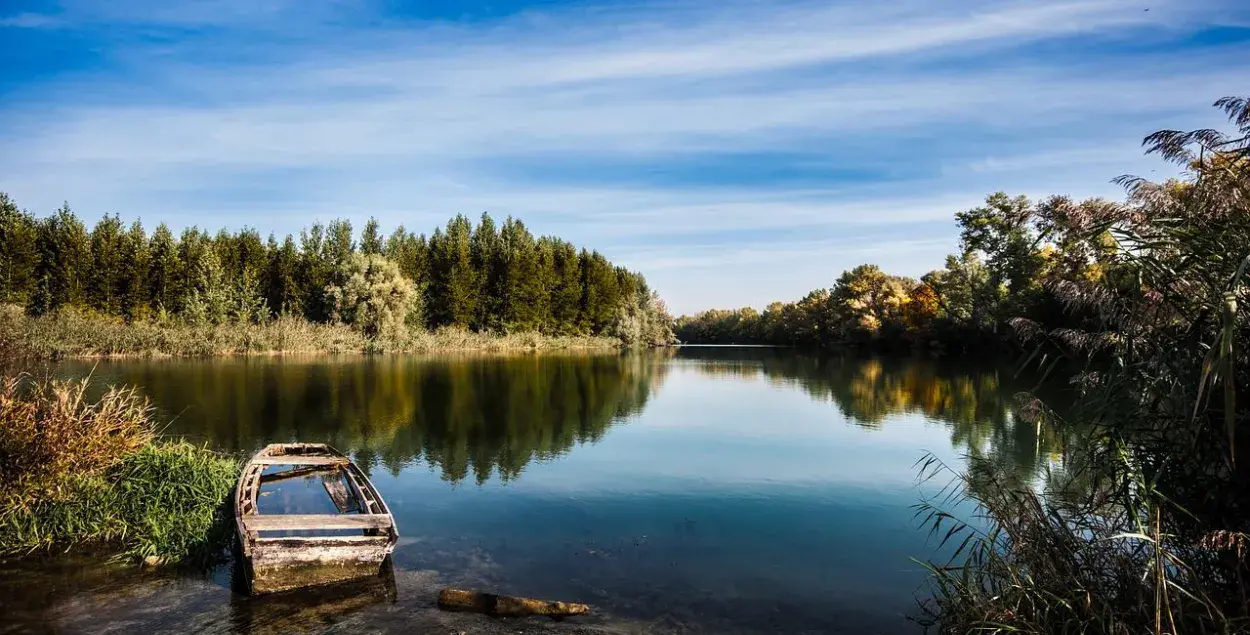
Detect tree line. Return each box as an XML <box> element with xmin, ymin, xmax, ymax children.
<box><xmin>674</xmin><ymin>189</ymin><xmax>1125</xmax><ymax>355</ymax></box>
<box><xmin>0</xmin><ymin>197</ymin><xmax>675</xmax><ymax>345</ymax></box>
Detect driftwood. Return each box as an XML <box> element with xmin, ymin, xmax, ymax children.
<box><xmin>437</xmin><ymin>588</ymin><xmax>591</xmax><ymax>618</ymax></box>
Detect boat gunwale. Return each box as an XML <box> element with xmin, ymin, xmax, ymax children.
<box><xmin>234</xmin><ymin>443</ymin><xmax>398</xmax><ymax>558</ymax></box>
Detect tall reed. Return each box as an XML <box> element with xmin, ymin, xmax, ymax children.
<box><xmin>917</xmin><ymin>96</ymin><xmax>1250</xmax><ymax>634</ymax></box>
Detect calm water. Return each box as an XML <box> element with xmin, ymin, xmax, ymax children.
<box><xmin>0</xmin><ymin>348</ymin><xmax>1059</xmax><ymax>635</ymax></box>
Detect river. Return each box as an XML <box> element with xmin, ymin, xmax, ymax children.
<box><xmin>0</xmin><ymin>347</ymin><xmax>1061</xmax><ymax>634</ymax></box>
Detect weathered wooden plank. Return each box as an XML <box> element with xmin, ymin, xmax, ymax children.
<box><xmin>245</xmin><ymin>514</ymin><xmax>391</xmax><ymax>531</ymax></box>
<box><xmin>437</xmin><ymin>588</ymin><xmax>591</xmax><ymax>617</ymax></box>
<box><xmin>255</xmin><ymin>536</ymin><xmax>392</xmax><ymax>547</ymax></box>
<box><xmin>323</xmin><ymin>478</ymin><xmax>356</xmax><ymax>513</ymax></box>
<box><xmin>253</xmin><ymin>456</ymin><xmax>350</xmax><ymax>466</ymax></box>
<box><xmin>341</xmin><ymin>468</ymin><xmax>375</xmax><ymax>513</ymax></box>
<box><xmin>259</xmin><ymin>465</ymin><xmax>340</xmax><ymax>484</ymax></box>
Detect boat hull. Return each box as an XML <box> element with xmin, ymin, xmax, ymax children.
<box><xmin>248</xmin><ymin>538</ymin><xmax>393</xmax><ymax>594</ymax></box>
<box><xmin>235</xmin><ymin>443</ymin><xmax>399</xmax><ymax>595</ymax></box>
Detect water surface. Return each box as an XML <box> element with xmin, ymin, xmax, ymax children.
<box><xmin>0</xmin><ymin>348</ymin><xmax>1060</xmax><ymax>634</ymax></box>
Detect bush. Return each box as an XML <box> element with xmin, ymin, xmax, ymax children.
<box><xmin>0</xmin><ymin>303</ymin><xmax>622</xmax><ymax>359</ymax></box>
<box><xmin>324</xmin><ymin>253</ymin><xmax>421</xmax><ymax>340</ymax></box>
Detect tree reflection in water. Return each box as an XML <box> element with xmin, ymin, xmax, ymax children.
<box><xmin>70</xmin><ymin>348</ymin><xmax>1072</xmax><ymax>494</ymax></box>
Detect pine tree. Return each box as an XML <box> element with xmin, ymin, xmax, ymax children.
<box><xmin>88</xmin><ymin>214</ymin><xmax>126</xmax><ymax>314</ymax></box>
<box><xmin>385</xmin><ymin>226</ymin><xmax>429</xmax><ymax>286</ymax></box>
<box><xmin>0</xmin><ymin>193</ymin><xmax>38</xmax><ymax>305</ymax></box>
<box><xmin>118</xmin><ymin>220</ymin><xmax>150</xmax><ymax>320</ymax></box>
<box><xmin>299</xmin><ymin>223</ymin><xmax>330</xmax><ymax>321</ymax></box>
<box><xmin>500</xmin><ymin>218</ymin><xmax>547</xmax><ymax>331</ymax></box>
<box><xmin>177</xmin><ymin>228</ymin><xmax>210</xmax><ymax>308</ymax></box>
<box><xmin>234</xmin><ymin>228</ymin><xmax>267</xmax><ymax>286</ymax></box>
<box><xmin>211</xmin><ymin>228</ymin><xmax>237</xmax><ymax>283</ymax></box>
<box><xmin>30</xmin><ymin>204</ymin><xmax>90</xmax><ymax>315</ymax></box>
<box><xmin>360</xmin><ymin>217</ymin><xmax>383</xmax><ymax>255</ymax></box>
<box><xmin>579</xmin><ymin>250</ymin><xmax>619</xmax><ymax>334</ymax></box>
<box><xmin>430</xmin><ymin>215</ymin><xmax>479</xmax><ymax>328</ymax></box>
<box><xmin>549</xmin><ymin>240</ymin><xmax>583</xmax><ymax>334</ymax></box>
<box><xmin>471</xmin><ymin>213</ymin><xmax>504</xmax><ymax>330</ymax></box>
<box><xmin>534</xmin><ymin>237</ymin><xmax>557</xmax><ymax>332</ymax></box>
<box><xmin>180</xmin><ymin>229</ymin><xmax>230</xmax><ymax>325</ymax></box>
<box><xmin>325</xmin><ymin>219</ymin><xmax>354</xmax><ymax>271</ymax></box>
<box><xmin>147</xmin><ymin>223</ymin><xmax>180</xmax><ymax>314</ymax></box>
<box><xmin>265</xmin><ymin>234</ymin><xmax>304</xmax><ymax>315</ymax></box>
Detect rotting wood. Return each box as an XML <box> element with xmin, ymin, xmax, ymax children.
<box><xmin>246</xmin><ymin>514</ymin><xmax>391</xmax><ymax>531</ymax></box>
<box><xmin>259</xmin><ymin>465</ymin><xmax>340</xmax><ymax>484</ymax></box>
<box><xmin>255</xmin><ymin>536</ymin><xmax>392</xmax><ymax>547</ymax></box>
<box><xmin>437</xmin><ymin>588</ymin><xmax>592</xmax><ymax>618</ymax></box>
<box><xmin>323</xmin><ymin>477</ymin><xmax>356</xmax><ymax>513</ymax></box>
<box><xmin>235</xmin><ymin>443</ymin><xmax>398</xmax><ymax>595</ymax></box>
<box><xmin>253</xmin><ymin>455</ymin><xmax>350</xmax><ymax>466</ymax></box>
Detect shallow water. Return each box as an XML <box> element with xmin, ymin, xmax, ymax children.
<box><xmin>0</xmin><ymin>348</ymin><xmax>1061</xmax><ymax>634</ymax></box>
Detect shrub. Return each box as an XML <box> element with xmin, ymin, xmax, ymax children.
<box><xmin>325</xmin><ymin>253</ymin><xmax>421</xmax><ymax>340</ymax></box>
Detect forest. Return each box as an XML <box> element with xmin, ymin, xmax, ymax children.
<box><xmin>0</xmin><ymin>201</ymin><xmax>676</xmax><ymax>351</ymax></box>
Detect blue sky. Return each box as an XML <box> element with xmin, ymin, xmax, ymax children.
<box><xmin>2</xmin><ymin>0</ymin><xmax>1249</xmax><ymax>314</ymax></box>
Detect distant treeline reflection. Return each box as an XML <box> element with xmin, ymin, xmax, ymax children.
<box><xmin>74</xmin><ymin>350</ymin><xmax>1069</xmax><ymax>488</ymax></box>
<box><xmin>675</xmin><ymin>348</ymin><xmax>1071</xmax><ymax>489</ymax></box>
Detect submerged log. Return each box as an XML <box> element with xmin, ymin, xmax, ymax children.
<box><xmin>437</xmin><ymin>588</ymin><xmax>591</xmax><ymax>617</ymax></box>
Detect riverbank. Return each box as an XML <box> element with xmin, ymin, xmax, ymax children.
<box><xmin>0</xmin><ymin>304</ymin><xmax>624</xmax><ymax>360</ymax></box>
<box><xmin>0</xmin><ymin>375</ymin><xmax>238</xmax><ymax>565</ymax></box>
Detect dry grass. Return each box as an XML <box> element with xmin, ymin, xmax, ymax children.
<box><xmin>0</xmin><ymin>304</ymin><xmax>622</xmax><ymax>359</ymax></box>
<box><xmin>0</xmin><ymin>374</ymin><xmax>153</xmax><ymax>501</ymax></box>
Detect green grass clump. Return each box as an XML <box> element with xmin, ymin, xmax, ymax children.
<box><xmin>0</xmin><ymin>442</ymin><xmax>238</xmax><ymax>564</ymax></box>
<box><xmin>0</xmin><ymin>373</ymin><xmax>239</xmax><ymax>565</ymax></box>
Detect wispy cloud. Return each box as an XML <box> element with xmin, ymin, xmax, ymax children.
<box><xmin>1</xmin><ymin>0</ymin><xmax>1247</xmax><ymax>313</ymax></box>
<box><xmin>0</xmin><ymin>12</ymin><xmax>61</xmax><ymax>28</ymax></box>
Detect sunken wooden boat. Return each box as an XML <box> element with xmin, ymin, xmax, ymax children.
<box><xmin>234</xmin><ymin>443</ymin><xmax>399</xmax><ymax>595</ymax></box>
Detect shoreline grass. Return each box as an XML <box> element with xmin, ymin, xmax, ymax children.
<box><xmin>0</xmin><ymin>304</ymin><xmax>624</xmax><ymax>360</ymax></box>
<box><xmin>0</xmin><ymin>375</ymin><xmax>238</xmax><ymax>566</ymax></box>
